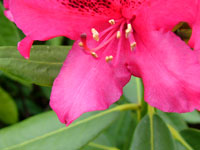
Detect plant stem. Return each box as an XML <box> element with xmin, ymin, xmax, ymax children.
<box><xmin>136</xmin><ymin>78</ymin><xmax>142</xmax><ymax>121</ymax></box>
<box><xmin>112</xmin><ymin>103</ymin><xmax>140</xmax><ymax>112</ymax></box>
<box><xmin>148</xmin><ymin>105</ymin><xmax>155</xmax><ymax>150</ymax></box>
<box><xmin>168</xmin><ymin>125</ymin><xmax>193</xmax><ymax>150</ymax></box>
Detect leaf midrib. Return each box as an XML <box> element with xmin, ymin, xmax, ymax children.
<box><xmin>0</xmin><ymin>58</ymin><xmax>63</xmax><ymax>65</ymax></box>
<box><xmin>1</xmin><ymin>109</ymin><xmax>118</xmax><ymax>150</ymax></box>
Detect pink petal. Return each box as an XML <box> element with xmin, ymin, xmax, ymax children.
<box><xmin>3</xmin><ymin>0</ymin><xmax>9</xmax><ymax>9</ymax></box>
<box><xmin>9</xmin><ymin>0</ymin><xmax>122</xmax><ymax>41</ymax></box>
<box><xmin>17</xmin><ymin>36</ymin><xmax>34</xmax><ymax>59</ymax></box>
<box><xmin>50</xmin><ymin>38</ymin><xmax>131</xmax><ymax>125</ymax></box>
<box><xmin>4</xmin><ymin>10</ymin><xmax>14</xmax><ymax>22</ymax></box>
<box><xmin>189</xmin><ymin>5</ymin><xmax>200</xmax><ymax>50</ymax></box>
<box><xmin>3</xmin><ymin>0</ymin><xmax>14</xmax><ymax>22</ymax></box>
<box><xmin>128</xmin><ymin>30</ymin><xmax>200</xmax><ymax>113</ymax></box>
<box><xmin>137</xmin><ymin>0</ymin><xmax>198</xmax><ymax>31</ymax></box>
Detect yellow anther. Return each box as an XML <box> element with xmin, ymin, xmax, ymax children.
<box><xmin>91</xmin><ymin>28</ymin><xmax>100</xmax><ymax>41</ymax></box>
<box><xmin>109</xmin><ymin>19</ymin><xmax>115</xmax><ymax>25</ymax></box>
<box><xmin>91</xmin><ymin>52</ymin><xmax>98</xmax><ymax>58</ymax></box>
<box><xmin>125</xmin><ymin>24</ymin><xmax>132</xmax><ymax>38</ymax></box>
<box><xmin>105</xmin><ymin>55</ymin><xmax>113</xmax><ymax>63</ymax></box>
<box><xmin>117</xmin><ymin>31</ymin><xmax>121</xmax><ymax>39</ymax></box>
<box><xmin>130</xmin><ymin>42</ymin><xmax>136</xmax><ymax>50</ymax></box>
<box><xmin>78</xmin><ymin>42</ymin><xmax>83</xmax><ymax>47</ymax></box>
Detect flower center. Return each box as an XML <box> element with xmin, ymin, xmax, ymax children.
<box><xmin>78</xmin><ymin>18</ymin><xmax>136</xmax><ymax>63</ymax></box>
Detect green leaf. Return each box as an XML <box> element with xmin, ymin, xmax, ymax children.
<box><xmin>46</xmin><ymin>37</ymin><xmax>64</xmax><ymax>46</ymax></box>
<box><xmin>181</xmin><ymin>111</ymin><xmax>200</xmax><ymax>124</ymax></box>
<box><xmin>123</xmin><ymin>76</ymin><xmax>143</xmax><ymax>103</ymax></box>
<box><xmin>130</xmin><ymin>114</ymin><xmax>176</xmax><ymax>150</ymax></box>
<box><xmin>175</xmin><ymin>141</ymin><xmax>187</xmax><ymax>150</ymax></box>
<box><xmin>105</xmin><ymin>111</ymin><xmax>137</xmax><ymax>150</ymax></box>
<box><xmin>0</xmin><ymin>107</ymin><xmax>119</xmax><ymax>150</ymax></box>
<box><xmin>0</xmin><ymin>46</ymin><xmax>70</xmax><ymax>86</ymax></box>
<box><xmin>180</xmin><ymin>129</ymin><xmax>200</xmax><ymax>150</ymax></box>
<box><xmin>0</xmin><ymin>4</ymin><xmax>20</xmax><ymax>46</ymax></box>
<box><xmin>0</xmin><ymin>86</ymin><xmax>18</xmax><ymax>124</ymax></box>
<box><xmin>157</xmin><ymin>110</ymin><xmax>187</xmax><ymax>131</ymax></box>
<box><xmin>81</xmin><ymin>134</ymin><xmax>117</xmax><ymax>150</ymax></box>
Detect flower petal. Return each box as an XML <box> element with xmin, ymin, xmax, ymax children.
<box><xmin>8</xmin><ymin>0</ymin><xmax>122</xmax><ymax>58</ymax></box>
<box><xmin>9</xmin><ymin>0</ymin><xmax>122</xmax><ymax>41</ymax></box>
<box><xmin>3</xmin><ymin>0</ymin><xmax>9</xmax><ymax>8</ymax></box>
<box><xmin>3</xmin><ymin>0</ymin><xmax>14</xmax><ymax>21</ymax></box>
<box><xmin>128</xmin><ymin>30</ymin><xmax>200</xmax><ymax>113</ymax></box>
<box><xmin>137</xmin><ymin>0</ymin><xmax>198</xmax><ymax>31</ymax></box>
<box><xmin>50</xmin><ymin>38</ymin><xmax>131</xmax><ymax>125</ymax></box>
<box><xmin>17</xmin><ymin>36</ymin><xmax>34</xmax><ymax>59</ymax></box>
<box><xmin>189</xmin><ymin>5</ymin><xmax>200</xmax><ymax>50</ymax></box>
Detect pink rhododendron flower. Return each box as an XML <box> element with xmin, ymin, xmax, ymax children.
<box><xmin>4</xmin><ymin>0</ymin><xmax>200</xmax><ymax>125</ymax></box>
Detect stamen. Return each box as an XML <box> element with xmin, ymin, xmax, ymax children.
<box><xmin>91</xmin><ymin>28</ymin><xmax>100</xmax><ymax>41</ymax></box>
<box><xmin>113</xmin><ymin>34</ymin><xmax>122</xmax><ymax>66</ymax></box>
<box><xmin>125</xmin><ymin>24</ymin><xmax>132</xmax><ymax>38</ymax></box>
<box><xmin>79</xmin><ymin>20</ymin><xmax>130</xmax><ymax>60</ymax></box>
<box><xmin>109</xmin><ymin>19</ymin><xmax>115</xmax><ymax>25</ymax></box>
<box><xmin>117</xmin><ymin>31</ymin><xmax>121</xmax><ymax>39</ymax></box>
<box><xmin>105</xmin><ymin>55</ymin><xmax>113</xmax><ymax>62</ymax></box>
<box><xmin>130</xmin><ymin>42</ymin><xmax>136</xmax><ymax>50</ymax></box>
<box><xmin>99</xmin><ymin>20</ymin><xmax>122</xmax><ymax>39</ymax></box>
<box><xmin>127</xmin><ymin>31</ymin><xmax>137</xmax><ymax>51</ymax></box>
<box><xmin>91</xmin><ymin>52</ymin><xmax>98</xmax><ymax>58</ymax></box>
<box><xmin>93</xmin><ymin>32</ymin><xmax>117</xmax><ymax>51</ymax></box>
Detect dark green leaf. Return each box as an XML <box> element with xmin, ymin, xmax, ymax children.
<box><xmin>157</xmin><ymin>110</ymin><xmax>187</xmax><ymax>131</ymax></box>
<box><xmin>181</xmin><ymin>129</ymin><xmax>200</xmax><ymax>150</ymax></box>
<box><xmin>0</xmin><ymin>87</ymin><xmax>18</xmax><ymax>124</ymax></box>
<box><xmin>181</xmin><ymin>111</ymin><xmax>200</xmax><ymax>124</ymax></box>
<box><xmin>46</xmin><ymin>37</ymin><xmax>64</xmax><ymax>46</ymax></box>
<box><xmin>0</xmin><ymin>107</ymin><xmax>119</xmax><ymax>150</ymax></box>
<box><xmin>105</xmin><ymin>111</ymin><xmax>137</xmax><ymax>150</ymax></box>
<box><xmin>0</xmin><ymin>4</ymin><xmax>20</xmax><ymax>46</ymax></box>
<box><xmin>131</xmin><ymin>114</ymin><xmax>176</xmax><ymax>150</ymax></box>
<box><xmin>123</xmin><ymin>77</ymin><xmax>143</xmax><ymax>103</ymax></box>
<box><xmin>81</xmin><ymin>134</ymin><xmax>115</xmax><ymax>150</ymax></box>
<box><xmin>175</xmin><ymin>141</ymin><xmax>186</xmax><ymax>150</ymax></box>
<box><xmin>0</xmin><ymin>46</ymin><xmax>70</xmax><ymax>86</ymax></box>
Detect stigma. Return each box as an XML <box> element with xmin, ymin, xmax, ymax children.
<box><xmin>79</xmin><ymin>18</ymin><xmax>137</xmax><ymax>62</ymax></box>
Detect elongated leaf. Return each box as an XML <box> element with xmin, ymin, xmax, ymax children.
<box><xmin>105</xmin><ymin>111</ymin><xmax>136</xmax><ymax>150</ymax></box>
<box><xmin>0</xmin><ymin>107</ymin><xmax>119</xmax><ymax>150</ymax></box>
<box><xmin>0</xmin><ymin>46</ymin><xmax>70</xmax><ymax>86</ymax></box>
<box><xmin>175</xmin><ymin>142</ymin><xmax>186</xmax><ymax>150</ymax></box>
<box><xmin>81</xmin><ymin>134</ymin><xmax>115</xmax><ymax>150</ymax></box>
<box><xmin>123</xmin><ymin>76</ymin><xmax>143</xmax><ymax>103</ymax></box>
<box><xmin>180</xmin><ymin>129</ymin><xmax>200</xmax><ymax>150</ymax></box>
<box><xmin>0</xmin><ymin>3</ymin><xmax>20</xmax><ymax>45</ymax></box>
<box><xmin>157</xmin><ymin>110</ymin><xmax>187</xmax><ymax>131</ymax></box>
<box><xmin>0</xmin><ymin>87</ymin><xmax>18</xmax><ymax>124</ymax></box>
<box><xmin>181</xmin><ymin>111</ymin><xmax>200</xmax><ymax>124</ymax></box>
<box><xmin>46</xmin><ymin>37</ymin><xmax>64</xmax><ymax>46</ymax></box>
<box><xmin>131</xmin><ymin>114</ymin><xmax>176</xmax><ymax>150</ymax></box>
